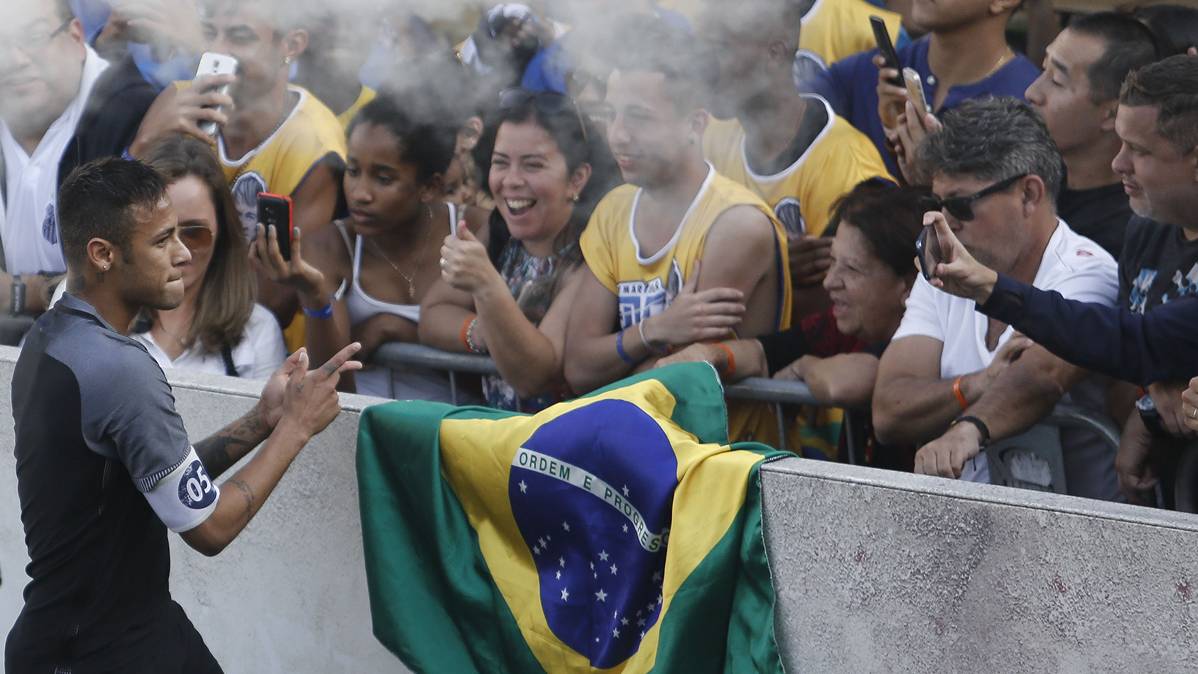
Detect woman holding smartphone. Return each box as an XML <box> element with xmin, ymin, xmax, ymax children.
<box><xmin>253</xmin><ymin>93</ymin><xmax>488</xmax><ymax>399</ymax></box>
<box><xmin>418</xmin><ymin>89</ymin><xmax>620</xmax><ymax>412</ymax></box>
<box><xmin>133</xmin><ymin>135</ymin><xmax>287</xmax><ymax>379</ymax></box>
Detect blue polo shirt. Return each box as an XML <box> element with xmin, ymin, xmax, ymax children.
<box><xmin>807</xmin><ymin>36</ymin><xmax>1040</xmax><ymax>177</ymax></box>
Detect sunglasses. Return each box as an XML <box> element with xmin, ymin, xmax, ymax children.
<box><xmin>498</xmin><ymin>87</ymin><xmax>589</xmax><ymax>143</ymax></box>
<box><xmin>920</xmin><ymin>173</ymin><xmax>1028</xmax><ymax>222</ymax></box>
<box><xmin>178</xmin><ymin>225</ymin><xmax>215</xmax><ymax>253</ymax></box>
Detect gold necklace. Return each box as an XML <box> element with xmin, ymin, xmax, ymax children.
<box><xmin>983</xmin><ymin>48</ymin><xmax>1014</xmax><ymax>80</ymax></box>
<box><xmin>365</xmin><ymin>205</ymin><xmax>434</xmax><ymax>299</ymax></box>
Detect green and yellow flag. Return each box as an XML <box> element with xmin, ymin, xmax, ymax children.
<box><xmin>357</xmin><ymin>364</ymin><xmax>789</xmax><ymax>673</ymax></box>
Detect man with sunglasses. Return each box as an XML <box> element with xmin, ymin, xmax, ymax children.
<box><xmin>0</xmin><ymin>1</ymin><xmax>157</xmax><ymax>321</ymax></box>
<box><xmin>873</xmin><ymin>97</ymin><xmax>1120</xmax><ymax>500</ymax></box>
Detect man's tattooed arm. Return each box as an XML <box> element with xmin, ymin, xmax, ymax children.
<box><xmin>194</xmin><ymin>407</ymin><xmax>272</xmax><ymax>480</ymax></box>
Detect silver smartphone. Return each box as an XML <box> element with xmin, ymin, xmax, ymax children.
<box><xmin>195</xmin><ymin>52</ymin><xmax>238</xmax><ymax>137</ymax></box>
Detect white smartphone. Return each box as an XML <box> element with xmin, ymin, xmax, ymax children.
<box><xmin>902</xmin><ymin>67</ymin><xmax>930</xmax><ymax>115</ymax></box>
<box><xmin>195</xmin><ymin>52</ymin><xmax>238</xmax><ymax>137</ymax></box>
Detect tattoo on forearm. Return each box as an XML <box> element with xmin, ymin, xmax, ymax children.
<box><xmin>194</xmin><ymin>410</ymin><xmax>270</xmax><ymax>480</ymax></box>
<box><xmin>226</xmin><ymin>478</ymin><xmax>257</xmax><ymax>520</ymax></box>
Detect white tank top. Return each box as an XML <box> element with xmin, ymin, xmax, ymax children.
<box><xmin>334</xmin><ymin>202</ymin><xmax>456</xmax><ymax>327</ymax></box>
<box><xmin>332</xmin><ymin>203</ymin><xmax>465</xmax><ymax>402</ymax></box>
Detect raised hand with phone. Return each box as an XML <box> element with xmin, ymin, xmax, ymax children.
<box><xmin>129</xmin><ymin>54</ymin><xmax>237</xmax><ymax>157</ymax></box>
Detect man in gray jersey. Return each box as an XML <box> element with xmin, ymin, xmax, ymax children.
<box><xmin>6</xmin><ymin>157</ymin><xmax>362</xmax><ymax>672</ymax></box>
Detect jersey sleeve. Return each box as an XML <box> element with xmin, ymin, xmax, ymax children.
<box><xmin>80</xmin><ymin>346</ymin><xmax>220</xmax><ymax>532</ymax></box>
<box><xmin>891</xmin><ymin>276</ymin><xmax>944</xmax><ymax>342</ymax></box>
<box><xmin>80</xmin><ymin>347</ymin><xmax>193</xmax><ymax>493</ymax></box>
<box><xmin>581</xmin><ymin>196</ymin><xmax>620</xmax><ymax>294</ymax></box>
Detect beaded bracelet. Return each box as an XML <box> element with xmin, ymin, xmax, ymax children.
<box><xmin>466</xmin><ymin>317</ymin><xmax>487</xmax><ymax>354</ymax></box>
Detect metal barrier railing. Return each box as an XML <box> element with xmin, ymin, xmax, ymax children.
<box><xmin>370</xmin><ymin>342</ymin><xmax>1124</xmax><ymax>465</ymax></box>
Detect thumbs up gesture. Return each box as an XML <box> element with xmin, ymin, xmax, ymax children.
<box><xmin>640</xmin><ymin>262</ymin><xmax>746</xmax><ymax>349</ymax></box>
<box><xmin>440</xmin><ymin>220</ymin><xmax>504</xmax><ymax>297</ymax></box>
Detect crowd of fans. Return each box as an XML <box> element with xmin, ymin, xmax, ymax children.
<box><xmin>5</xmin><ymin>0</ymin><xmax>1198</xmax><ymax>507</ymax></box>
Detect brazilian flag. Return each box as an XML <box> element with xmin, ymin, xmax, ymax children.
<box><xmin>356</xmin><ymin>364</ymin><xmax>789</xmax><ymax>673</ymax></box>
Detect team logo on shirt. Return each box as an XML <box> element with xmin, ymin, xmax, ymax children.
<box><xmin>616</xmin><ymin>260</ymin><xmax>685</xmax><ymax>330</ymax></box>
<box><xmin>773</xmin><ymin>198</ymin><xmax>806</xmax><ymax>237</ymax></box>
<box><xmin>231</xmin><ymin>171</ymin><xmax>268</xmax><ymax>242</ymax></box>
<box><xmin>178</xmin><ymin>460</ymin><xmax>217</xmax><ymax>509</ymax></box>
<box><xmin>41</xmin><ymin>202</ymin><xmax>57</xmax><ymax>245</ymax></box>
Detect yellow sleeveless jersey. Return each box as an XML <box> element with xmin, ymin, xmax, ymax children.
<box><xmin>800</xmin><ymin>0</ymin><xmax>902</xmax><ymax>66</ymax></box>
<box><xmin>336</xmin><ymin>85</ymin><xmax>377</xmax><ymax>132</ymax></box>
<box><xmin>206</xmin><ymin>84</ymin><xmax>347</xmax><ymax>353</ymax></box>
<box><xmin>703</xmin><ymin>95</ymin><xmax>892</xmax><ymax>239</ymax></box>
<box><xmin>581</xmin><ymin>167</ymin><xmax>792</xmax><ymax>443</ymax></box>
<box><xmin>216</xmin><ymin>85</ymin><xmax>347</xmax><ymax>240</ymax></box>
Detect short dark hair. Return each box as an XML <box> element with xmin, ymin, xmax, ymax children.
<box><xmin>1133</xmin><ymin>4</ymin><xmax>1198</xmax><ymax>58</ymax></box>
<box><xmin>603</xmin><ymin>15</ymin><xmax>712</xmax><ymax>114</ymax></box>
<box><xmin>828</xmin><ymin>181</ymin><xmax>927</xmax><ymax>281</ymax></box>
<box><xmin>919</xmin><ymin>97</ymin><xmax>1063</xmax><ymax>204</ymax></box>
<box><xmin>58</xmin><ymin>157</ymin><xmax>169</xmax><ymax>269</ymax></box>
<box><xmin>1067</xmin><ymin>12</ymin><xmax>1158</xmax><ymax>103</ymax></box>
<box><xmin>347</xmin><ymin>94</ymin><xmax>457</xmax><ymax>184</ymax></box>
<box><xmin>1120</xmin><ymin>54</ymin><xmax>1198</xmax><ymax>153</ymax></box>
<box><xmin>56</xmin><ymin>0</ymin><xmax>73</xmax><ymax>21</ymax></box>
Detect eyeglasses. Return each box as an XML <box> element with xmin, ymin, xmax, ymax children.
<box><xmin>178</xmin><ymin>225</ymin><xmax>215</xmax><ymax>253</ymax></box>
<box><xmin>498</xmin><ymin>87</ymin><xmax>589</xmax><ymax>144</ymax></box>
<box><xmin>920</xmin><ymin>173</ymin><xmax>1028</xmax><ymax>222</ymax></box>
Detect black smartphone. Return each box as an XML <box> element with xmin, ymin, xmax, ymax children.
<box><xmin>915</xmin><ymin>226</ymin><xmax>942</xmax><ymax>281</ymax></box>
<box><xmin>870</xmin><ymin>16</ymin><xmax>904</xmax><ymax>87</ymax></box>
<box><xmin>257</xmin><ymin>192</ymin><xmax>293</xmax><ymax>261</ymax></box>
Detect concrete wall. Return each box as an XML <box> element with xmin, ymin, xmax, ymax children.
<box><xmin>7</xmin><ymin>338</ymin><xmax>1198</xmax><ymax>674</ymax></box>
<box><xmin>761</xmin><ymin>458</ymin><xmax>1198</xmax><ymax>673</ymax></box>
<box><xmin>0</xmin><ymin>346</ymin><xmax>409</xmax><ymax>672</ymax></box>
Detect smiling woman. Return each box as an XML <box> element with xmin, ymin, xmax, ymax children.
<box><xmin>418</xmin><ymin>87</ymin><xmax>620</xmax><ymax>412</ymax></box>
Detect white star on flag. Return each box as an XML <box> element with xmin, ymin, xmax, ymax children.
<box><xmin>637</xmin><ymin>617</ymin><xmax>646</xmax><ymax>627</ymax></box>
<box><xmin>613</xmin><ymin>627</ymin><xmax>621</xmax><ymax>638</ymax></box>
<box><xmin>561</xmin><ymin>588</ymin><xmax>569</xmax><ymax>601</ymax></box>
<box><xmin>621</xmin><ymin>617</ymin><xmax>629</xmax><ymax>626</ymax></box>
<box><xmin>519</xmin><ymin>480</ymin><xmax>527</xmax><ymax>494</ymax></box>
<box><xmin>622</xmin><ymin>524</ymin><xmax>629</xmax><ymax>533</ymax></box>
<box><xmin>622</xmin><ymin>484</ymin><xmax>630</xmax><ymax>497</ymax></box>
<box><xmin>640</xmin><ymin>631</ymin><xmax>645</xmax><ymax>639</ymax></box>
<box><xmin>611</xmin><ymin>564</ymin><xmax>618</xmax><ymax>575</ymax></box>
<box><xmin>559</xmin><ymin>556</ymin><xmax>566</xmax><ymax>568</ymax></box>
<box><xmin>613</xmin><ymin>610</ymin><xmax>619</xmax><ymax>620</ymax></box>
<box><xmin>556</xmin><ymin>570</ymin><xmax>561</xmax><ymax>580</ymax></box>
<box><xmin>562</xmin><ymin>521</ymin><xmax>571</xmax><ymax>532</ymax></box>
<box><xmin>538</xmin><ymin>537</ymin><xmax>546</xmax><ymax>548</ymax></box>
<box><xmin>598</xmin><ymin>550</ymin><xmax>609</xmax><ymax>561</ymax></box>
<box><xmin>595</xmin><ymin>589</ymin><xmax>608</xmax><ymax>602</ymax></box>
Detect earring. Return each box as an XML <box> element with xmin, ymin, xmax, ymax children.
<box><xmin>570</xmin><ymin>193</ymin><xmax>580</xmax><ymax>203</ymax></box>
<box><xmin>284</xmin><ymin>56</ymin><xmax>292</xmax><ymax>65</ymax></box>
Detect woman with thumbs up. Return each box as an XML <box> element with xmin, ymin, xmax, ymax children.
<box><xmin>253</xmin><ymin>93</ymin><xmax>488</xmax><ymax>400</ymax></box>
<box><xmin>420</xmin><ymin>89</ymin><xmax>620</xmax><ymax>412</ymax></box>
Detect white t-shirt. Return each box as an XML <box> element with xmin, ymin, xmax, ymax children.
<box><xmin>892</xmin><ymin>219</ymin><xmax>1120</xmax><ymax>498</ymax></box>
<box><xmin>134</xmin><ymin>304</ymin><xmax>287</xmax><ymax>380</ymax></box>
<box><xmin>0</xmin><ymin>47</ymin><xmax>110</xmax><ymax>275</ymax></box>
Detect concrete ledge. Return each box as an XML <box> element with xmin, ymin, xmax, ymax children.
<box><xmin>0</xmin><ymin>346</ymin><xmax>408</xmax><ymax>672</ymax></box>
<box><xmin>761</xmin><ymin>458</ymin><xmax>1198</xmax><ymax>673</ymax></box>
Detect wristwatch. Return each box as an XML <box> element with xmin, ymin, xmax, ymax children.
<box><xmin>9</xmin><ymin>278</ymin><xmax>25</xmax><ymax>316</ymax></box>
<box><xmin>950</xmin><ymin>415</ymin><xmax>991</xmax><ymax>448</ymax></box>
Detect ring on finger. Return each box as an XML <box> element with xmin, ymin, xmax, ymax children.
<box><xmin>439</xmin><ymin>257</ymin><xmax>447</xmax><ymax>268</ymax></box>
<box><xmin>1190</xmin><ymin>406</ymin><xmax>1197</xmax><ymax>420</ymax></box>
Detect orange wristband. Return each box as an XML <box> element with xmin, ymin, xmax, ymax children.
<box><xmin>952</xmin><ymin>376</ymin><xmax>969</xmax><ymax>411</ymax></box>
<box><xmin>460</xmin><ymin>315</ymin><xmax>475</xmax><ymax>352</ymax></box>
<box><xmin>713</xmin><ymin>342</ymin><xmax>736</xmax><ymax>379</ymax></box>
